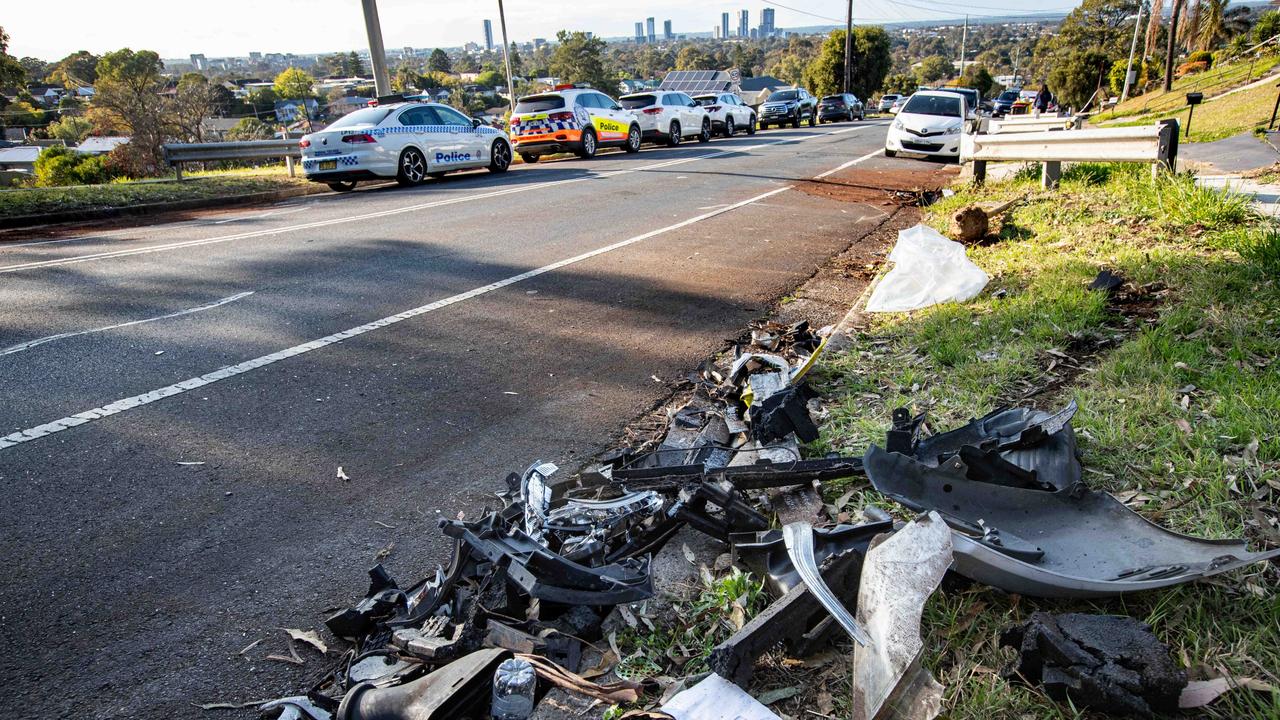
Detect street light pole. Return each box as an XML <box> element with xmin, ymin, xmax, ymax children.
<box><xmin>1121</xmin><ymin>4</ymin><xmax>1144</xmax><ymax>104</ymax></box>
<box><xmin>843</xmin><ymin>0</ymin><xmax>852</xmax><ymax>94</ymax></box>
<box><xmin>498</xmin><ymin>0</ymin><xmax>517</xmax><ymax>114</ymax></box>
<box><xmin>360</xmin><ymin>0</ymin><xmax>391</xmax><ymax>97</ymax></box>
<box><xmin>959</xmin><ymin>15</ymin><xmax>968</xmax><ymax>78</ymax></box>
<box><xmin>1164</xmin><ymin>0</ymin><xmax>1184</xmax><ymax>92</ymax></box>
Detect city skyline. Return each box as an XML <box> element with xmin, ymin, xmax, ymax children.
<box><xmin>4</xmin><ymin>0</ymin><xmax>1076</xmax><ymax>59</ymax></box>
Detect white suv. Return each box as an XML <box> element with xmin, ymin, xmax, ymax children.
<box><xmin>619</xmin><ymin>91</ymin><xmax>713</xmax><ymax>146</ymax></box>
<box><xmin>693</xmin><ymin>93</ymin><xmax>756</xmax><ymax>137</ymax></box>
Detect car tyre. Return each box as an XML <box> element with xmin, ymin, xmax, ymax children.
<box><xmin>520</xmin><ymin>153</ymin><xmax>540</xmax><ymax>164</ymax></box>
<box><xmin>884</xmin><ymin>148</ymin><xmax>897</xmax><ymax>157</ymax></box>
<box><xmin>791</xmin><ymin>116</ymin><xmax>801</xmax><ymax>129</ymax></box>
<box><xmin>577</xmin><ymin>128</ymin><xmax>598</xmax><ymax>159</ymax></box>
<box><xmin>724</xmin><ymin>116</ymin><xmax>735</xmax><ymax>137</ymax></box>
<box><xmin>666</xmin><ymin>120</ymin><xmax>681</xmax><ymax>147</ymax></box>
<box><xmin>808</xmin><ymin>112</ymin><xmax>817</xmax><ymax>127</ymax></box>
<box><xmin>624</xmin><ymin>124</ymin><xmax>642</xmax><ymax>153</ymax></box>
<box><xmin>396</xmin><ymin>147</ymin><xmax>427</xmax><ymax>186</ymax></box>
<box><xmin>698</xmin><ymin>118</ymin><xmax>711</xmax><ymax>143</ymax></box>
<box><xmin>747</xmin><ymin>116</ymin><xmax>757</xmax><ymax>135</ymax></box>
<box><xmin>326</xmin><ymin>181</ymin><xmax>356</xmax><ymax>192</ymax></box>
<box><xmin>488</xmin><ymin>140</ymin><xmax>511</xmax><ymax>173</ymax></box>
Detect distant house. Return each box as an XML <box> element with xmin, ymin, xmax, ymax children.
<box><xmin>202</xmin><ymin>117</ymin><xmax>244</xmax><ymax>140</ymax></box>
<box><xmin>0</xmin><ymin>146</ymin><xmax>44</xmax><ymax>173</ymax></box>
<box><xmin>274</xmin><ymin>98</ymin><xmax>319</xmax><ymax>122</ymax></box>
<box><xmin>4</xmin><ymin>128</ymin><xmax>29</xmax><ymax>142</ymax></box>
<box><xmin>75</xmin><ymin>86</ymin><xmax>95</xmax><ymax>99</ymax></box>
<box><xmin>76</xmin><ymin>136</ymin><xmax>130</xmax><ymax>154</ymax></box>
<box><xmin>327</xmin><ymin>96</ymin><xmax>373</xmax><ymax>117</ymax></box>
<box><xmin>738</xmin><ymin>76</ymin><xmax>788</xmax><ymax>107</ymax></box>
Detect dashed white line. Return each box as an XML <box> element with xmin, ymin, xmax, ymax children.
<box><xmin>0</xmin><ymin>186</ymin><xmax>793</xmax><ymax>452</ymax></box>
<box><xmin>0</xmin><ymin>291</ymin><xmax>255</xmax><ymax>357</ymax></box>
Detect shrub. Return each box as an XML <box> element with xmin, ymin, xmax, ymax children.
<box><xmin>1186</xmin><ymin>50</ymin><xmax>1214</xmax><ymax>68</ymax></box>
<box><xmin>1176</xmin><ymin>60</ymin><xmax>1209</xmax><ymax>77</ymax></box>
<box><xmin>33</xmin><ymin>146</ymin><xmax>116</xmax><ymax>187</ymax></box>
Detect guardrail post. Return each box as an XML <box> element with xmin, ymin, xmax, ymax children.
<box><xmin>174</xmin><ymin>162</ymin><xmax>183</xmax><ymax>181</ymax></box>
<box><xmin>285</xmin><ymin>155</ymin><xmax>296</xmax><ymax>178</ymax></box>
<box><xmin>1156</xmin><ymin>118</ymin><xmax>1179</xmax><ymax>176</ymax></box>
<box><xmin>1042</xmin><ymin>161</ymin><xmax>1061</xmax><ymax>190</ymax></box>
<box><xmin>972</xmin><ymin>160</ymin><xmax>987</xmax><ymax>186</ymax></box>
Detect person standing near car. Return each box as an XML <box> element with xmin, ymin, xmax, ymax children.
<box><xmin>1034</xmin><ymin>84</ymin><xmax>1053</xmax><ymax>114</ymax></box>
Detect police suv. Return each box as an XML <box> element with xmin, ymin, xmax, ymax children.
<box><xmin>508</xmin><ymin>86</ymin><xmax>643</xmax><ymax>163</ymax></box>
<box><xmin>299</xmin><ymin>101</ymin><xmax>513</xmax><ymax>191</ymax></box>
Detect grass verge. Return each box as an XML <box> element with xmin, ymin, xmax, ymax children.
<box><xmin>1100</xmin><ymin>53</ymin><xmax>1280</xmax><ymax>122</ymax></box>
<box><xmin>0</xmin><ymin>168</ymin><xmax>314</xmax><ymax>219</ymax></box>
<box><xmin>811</xmin><ymin>163</ymin><xmax>1280</xmax><ymax>718</ymax></box>
<box><xmin>1107</xmin><ymin>79</ymin><xmax>1280</xmax><ymax>143</ymax></box>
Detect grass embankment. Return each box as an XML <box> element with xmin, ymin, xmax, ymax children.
<box><xmin>1110</xmin><ymin>79</ymin><xmax>1280</xmax><ymax>142</ymax></box>
<box><xmin>1102</xmin><ymin>52</ymin><xmax>1280</xmax><ymax>122</ymax></box>
<box><xmin>811</xmin><ymin>164</ymin><xmax>1279</xmax><ymax>718</ymax></box>
<box><xmin>0</xmin><ymin>166</ymin><xmax>314</xmax><ymax>219</ymax></box>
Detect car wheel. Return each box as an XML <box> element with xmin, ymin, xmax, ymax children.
<box><xmin>488</xmin><ymin>140</ymin><xmax>511</xmax><ymax>173</ymax></box>
<box><xmin>808</xmin><ymin>112</ymin><xmax>816</xmax><ymax>127</ymax></box>
<box><xmin>577</xmin><ymin>128</ymin><xmax>598</xmax><ymax>159</ymax></box>
<box><xmin>791</xmin><ymin>116</ymin><xmax>801</xmax><ymax>129</ymax></box>
<box><xmin>624</xmin><ymin>124</ymin><xmax>642</xmax><ymax>153</ymax></box>
<box><xmin>326</xmin><ymin>181</ymin><xmax>356</xmax><ymax>192</ymax></box>
<box><xmin>747</xmin><ymin>116</ymin><xmax>757</xmax><ymax>135</ymax></box>
<box><xmin>724</xmin><ymin>116</ymin><xmax>735</xmax><ymax>137</ymax></box>
<box><xmin>698</xmin><ymin>118</ymin><xmax>711</xmax><ymax>143</ymax></box>
<box><xmin>397</xmin><ymin>147</ymin><xmax>427</xmax><ymax>186</ymax></box>
<box><xmin>666</xmin><ymin>120</ymin><xmax>681</xmax><ymax>147</ymax></box>
<box><xmin>520</xmin><ymin>153</ymin><xmax>540</xmax><ymax>164</ymax></box>
<box><xmin>884</xmin><ymin>148</ymin><xmax>897</xmax><ymax>157</ymax></box>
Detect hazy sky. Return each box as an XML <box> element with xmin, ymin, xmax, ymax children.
<box><xmin>5</xmin><ymin>0</ymin><xmax>1079</xmax><ymax>60</ymax></box>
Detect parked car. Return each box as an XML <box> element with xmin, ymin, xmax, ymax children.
<box><xmin>883</xmin><ymin>90</ymin><xmax>966</xmax><ymax>160</ymax></box>
<box><xmin>758</xmin><ymin>88</ymin><xmax>817</xmax><ymax>129</ymax></box>
<box><xmin>992</xmin><ymin>88</ymin><xmax>1020</xmax><ymax>117</ymax></box>
<box><xmin>935</xmin><ymin>87</ymin><xmax>983</xmax><ymax>118</ymax></box>
<box><xmin>619</xmin><ymin>91</ymin><xmax>713</xmax><ymax>146</ymax></box>
<box><xmin>693</xmin><ymin>92</ymin><xmax>756</xmax><ymax>137</ymax></box>
<box><xmin>817</xmin><ymin>93</ymin><xmax>865</xmax><ymax>123</ymax></box>
<box><xmin>889</xmin><ymin>95</ymin><xmax>908</xmax><ymax>114</ymax></box>
<box><xmin>508</xmin><ymin>86</ymin><xmax>642</xmax><ymax>163</ymax></box>
<box><xmin>299</xmin><ymin>102</ymin><xmax>513</xmax><ymax>191</ymax></box>
<box><xmin>878</xmin><ymin>94</ymin><xmax>900</xmax><ymax>112</ymax></box>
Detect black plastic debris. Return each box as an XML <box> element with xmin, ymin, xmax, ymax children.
<box><xmin>336</xmin><ymin>647</ymin><xmax>511</xmax><ymax>720</ymax></box>
<box><xmin>1000</xmin><ymin>612</ymin><xmax>1186</xmax><ymax>717</ymax></box>
<box><xmin>750</xmin><ymin>384</ymin><xmax>819</xmax><ymax>444</ymax></box>
<box><xmin>1088</xmin><ymin>269</ymin><xmax>1126</xmax><ymax>293</ymax></box>
<box><xmin>325</xmin><ymin>565</ymin><xmax>406</xmax><ymax>640</ymax></box>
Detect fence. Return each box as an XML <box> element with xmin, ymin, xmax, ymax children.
<box><xmin>161</xmin><ymin>140</ymin><xmax>303</xmax><ymax>179</ymax></box>
<box><xmin>961</xmin><ymin>120</ymin><xmax>1179</xmax><ymax>189</ymax></box>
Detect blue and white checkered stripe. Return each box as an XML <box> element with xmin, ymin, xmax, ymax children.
<box><xmin>360</xmin><ymin>125</ymin><xmax>499</xmax><ymax>138</ymax></box>
<box><xmin>302</xmin><ymin>154</ymin><xmax>360</xmax><ymax>171</ymax></box>
<box><xmin>515</xmin><ymin>119</ymin><xmax>577</xmax><ymax>136</ymax></box>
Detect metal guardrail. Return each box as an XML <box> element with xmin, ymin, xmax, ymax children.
<box><xmin>162</xmin><ymin>140</ymin><xmax>303</xmax><ymax>179</ymax></box>
<box><xmin>985</xmin><ymin>115</ymin><xmax>1084</xmax><ymax>135</ymax></box>
<box><xmin>962</xmin><ymin>120</ymin><xmax>1179</xmax><ymax>189</ymax></box>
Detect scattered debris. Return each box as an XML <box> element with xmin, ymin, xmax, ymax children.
<box><xmin>1178</xmin><ymin>676</ymin><xmax>1278</xmax><ymax>709</ymax></box>
<box><xmin>660</xmin><ymin>673</ymin><xmax>781</xmax><ymax>720</ymax></box>
<box><xmin>336</xmin><ymin>466</ymin><xmax>349</xmax><ymax>481</ymax></box>
<box><xmin>1000</xmin><ymin>612</ymin><xmax>1186</xmax><ymax>716</ymax></box>
<box><xmin>285</xmin><ymin>628</ymin><xmax>328</xmax><ymax>655</ymax></box>
<box><xmin>782</xmin><ymin>521</ymin><xmax>873</xmax><ymax>647</ymax></box>
<box><xmin>948</xmin><ymin>196</ymin><xmax>1021</xmax><ymax>244</ymax></box>
<box><xmin>865</xmin><ymin>224</ymin><xmax>989</xmax><ymax>312</ymax></box>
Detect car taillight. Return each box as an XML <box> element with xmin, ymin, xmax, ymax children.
<box><xmin>509</xmin><ymin>116</ymin><xmax>521</xmax><ymax>125</ymax></box>
<box><xmin>706</xmin><ymin>106</ymin><xmax>721</xmax><ymax>112</ymax></box>
<box><xmin>299</xmin><ymin>138</ymin><xmax>310</xmax><ymax>148</ymax></box>
<box><xmin>341</xmin><ymin>133</ymin><xmax>377</xmax><ymax>144</ymax></box>
<box><xmin>548</xmin><ymin>111</ymin><xmax>573</xmax><ymax>121</ymax></box>
<box><xmin>642</xmin><ymin>107</ymin><xmax>662</xmax><ymax>115</ymax></box>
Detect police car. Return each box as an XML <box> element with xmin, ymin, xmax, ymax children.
<box><xmin>299</xmin><ymin>101</ymin><xmax>513</xmax><ymax>191</ymax></box>
<box><xmin>509</xmin><ymin>86</ymin><xmax>642</xmax><ymax>163</ymax></box>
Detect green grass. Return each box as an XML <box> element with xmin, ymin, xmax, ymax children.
<box><xmin>0</xmin><ymin>167</ymin><xmax>315</xmax><ymax>219</ymax></box>
<box><xmin>1107</xmin><ymin>79</ymin><xmax>1280</xmax><ymax>143</ymax></box>
<box><xmin>1101</xmin><ymin>52</ymin><xmax>1280</xmax><ymax>122</ymax></box>
<box><xmin>810</xmin><ymin>163</ymin><xmax>1280</xmax><ymax>718</ymax></box>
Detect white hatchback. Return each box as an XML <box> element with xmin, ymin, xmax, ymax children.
<box><xmin>884</xmin><ymin>91</ymin><xmax>966</xmax><ymax>159</ymax></box>
<box><xmin>300</xmin><ymin>102</ymin><xmax>513</xmax><ymax>191</ymax></box>
<box><xmin>619</xmin><ymin>91</ymin><xmax>713</xmax><ymax>146</ymax></box>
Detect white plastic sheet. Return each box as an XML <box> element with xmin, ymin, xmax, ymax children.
<box><xmin>661</xmin><ymin>673</ymin><xmax>781</xmax><ymax>720</ymax></box>
<box><xmin>865</xmin><ymin>224</ymin><xmax>989</xmax><ymax>312</ymax></box>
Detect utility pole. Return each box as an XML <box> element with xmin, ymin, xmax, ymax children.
<box><xmin>498</xmin><ymin>0</ymin><xmax>516</xmax><ymax>114</ymax></box>
<box><xmin>959</xmin><ymin>15</ymin><xmax>968</xmax><ymax>78</ymax></box>
<box><xmin>1121</xmin><ymin>4</ymin><xmax>1144</xmax><ymax>104</ymax></box>
<box><xmin>1012</xmin><ymin>46</ymin><xmax>1021</xmax><ymax>88</ymax></box>
<box><xmin>1164</xmin><ymin>0</ymin><xmax>1184</xmax><ymax>92</ymax></box>
<box><xmin>360</xmin><ymin>0</ymin><xmax>391</xmax><ymax>97</ymax></box>
<box><xmin>843</xmin><ymin>0</ymin><xmax>853</xmax><ymax>94</ymax></box>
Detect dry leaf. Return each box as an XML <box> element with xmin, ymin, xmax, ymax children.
<box><xmin>681</xmin><ymin>543</ymin><xmax>696</xmax><ymax>565</ymax></box>
<box><xmin>284</xmin><ymin>628</ymin><xmax>328</xmax><ymax>654</ymax></box>
<box><xmin>1174</xmin><ymin>419</ymin><xmax>1193</xmax><ymax>435</ymax></box>
<box><xmin>1179</xmin><ymin>677</ymin><xmax>1277</xmax><ymax>708</ymax></box>
<box><xmin>728</xmin><ymin>601</ymin><xmax>746</xmax><ymax>631</ymax></box>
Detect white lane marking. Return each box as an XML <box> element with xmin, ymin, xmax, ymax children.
<box><xmin>813</xmin><ymin>148</ymin><xmax>886</xmax><ymax>179</ymax></box>
<box><xmin>0</xmin><ymin>186</ymin><xmax>793</xmax><ymax>452</ymax></box>
<box><xmin>0</xmin><ymin>292</ymin><xmax>255</xmax><ymax>357</ymax></box>
<box><xmin>0</xmin><ymin>126</ymin><xmax>878</xmax><ymax>274</ymax></box>
<box><xmin>211</xmin><ymin>206</ymin><xmax>309</xmax><ymax>225</ymax></box>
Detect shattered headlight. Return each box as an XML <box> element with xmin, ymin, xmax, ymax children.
<box><xmin>943</xmin><ymin>125</ymin><xmax>961</xmax><ymax>135</ymax></box>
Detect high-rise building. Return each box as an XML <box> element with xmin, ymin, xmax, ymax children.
<box><xmin>749</xmin><ymin>28</ymin><xmax>758</xmax><ymax>40</ymax></box>
<box><xmin>249</xmin><ymin>51</ymin><xmax>262</xmax><ymax>62</ymax></box>
<box><xmin>646</xmin><ymin>17</ymin><xmax>656</xmax><ymax>44</ymax></box>
<box><xmin>189</xmin><ymin>53</ymin><xmax>207</xmax><ymax>71</ymax></box>
<box><xmin>760</xmin><ymin>8</ymin><xmax>776</xmax><ymax>36</ymax></box>
<box><xmin>635</xmin><ymin>21</ymin><xmax>645</xmax><ymax>43</ymax></box>
<box><xmin>483</xmin><ymin>19</ymin><xmax>494</xmax><ymax>51</ymax></box>
<box><xmin>721</xmin><ymin>13</ymin><xmax>730</xmax><ymax>40</ymax></box>
<box><xmin>663</xmin><ymin>20</ymin><xmax>673</xmax><ymax>40</ymax></box>
<box><xmin>739</xmin><ymin>10</ymin><xmax>749</xmax><ymax>37</ymax></box>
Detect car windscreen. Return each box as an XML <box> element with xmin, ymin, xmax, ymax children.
<box><xmin>902</xmin><ymin>95</ymin><xmax>962</xmax><ymax>117</ymax></box>
<box><xmin>882</xmin><ymin>95</ymin><xmax>898</xmax><ymax>100</ymax></box>
<box><xmin>619</xmin><ymin>94</ymin><xmax>656</xmax><ymax>109</ymax></box>
<box><xmin>694</xmin><ymin>95</ymin><xmax>719</xmax><ymax>106</ymax></box>
<box><xmin>821</xmin><ymin>95</ymin><xmax>844</xmax><ymax>103</ymax></box>
<box><xmin>327</xmin><ymin>107</ymin><xmax>393</xmax><ymax>129</ymax></box>
<box><xmin>767</xmin><ymin>90</ymin><xmax>798</xmax><ymax>102</ymax></box>
<box><xmin>998</xmin><ymin>91</ymin><xmax>1019</xmax><ymax>102</ymax></box>
<box><xmin>514</xmin><ymin>95</ymin><xmax>564</xmax><ymax>113</ymax></box>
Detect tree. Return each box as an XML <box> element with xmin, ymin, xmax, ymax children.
<box><xmin>0</xmin><ymin>27</ymin><xmax>24</xmax><ymax>90</ymax></box>
<box><xmin>769</xmin><ymin>54</ymin><xmax>808</xmax><ymax>86</ymax></box>
<box><xmin>455</xmin><ymin>54</ymin><xmax>479</xmax><ymax>73</ymax></box>
<box><xmin>548</xmin><ymin>31</ymin><xmax>614</xmax><ymax>92</ymax></box>
<box><xmin>1048</xmin><ymin>48</ymin><xmax>1110</xmax><ymax>109</ymax></box>
<box><xmin>35</xmin><ymin>146</ymin><xmax>114</xmax><ymax>187</ymax></box>
<box><xmin>170</xmin><ymin>72</ymin><xmax>221</xmax><ymax>143</ymax></box>
<box><xmin>47</xmin><ymin>50</ymin><xmax>99</xmax><ymax>88</ymax></box>
<box><xmin>802</xmin><ymin>27</ymin><xmax>892</xmax><ymax>98</ymax></box>
<box><xmin>46</xmin><ymin>115</ymin><xmax>94</xmax><ymax>143</ymax></box>
<box><xmin>225</xmin><ymin>117</ymin><xmax>272</xmax><ymax>141</ymax></box>
<box><xmin>959</xmin><ymin>63</ymin><xmax>996</xmax><ymax>97</ymax></box>
<box><xmin>507</xmin><ymin>43</ymin><xmax>524</xmax><ymax>77</ymax></box>
<box><xmin>1255</xmin><ymin>10</ymin><xmax>1280</xmax><ymax>44</ymax></box>
<box><xmin>428</xmin><ymin>48</ymin><xmax>452</xmax><ymax>74</ymax></box>
<box><xmin>273</xmin><ymin>67</ymin><xmax>315</xmax><ymax>99</ymax></box>
<box><xmin>1196</xmin><ymin>0</ymin><xmax>1228</xmax><ymax>51</ymax></box>
<box><xmin>392</xmin><ymin>65</ymin><xmax>422</xmax><ymax>92</ymax></box>
<box><xmin>345</xmin><ymin>51</ymin><xmax>365</xmax><ymax>76</ymax></box>
<box><xmin>674</xmin><ymin>46</ymin><xmax>714</xmax><ymax>71</ymax></box>
<box><xmin>916</xmin><ymin>55</ymin><xmax>953</xmax><ymax>85</ymax></box>
<box><xmin>475</xmin><ymin>69</ymin><xmax>504</xmax><ymax>89</ymax></box>
<box><xmin>882</xmin><ymin>72</ymin><xmax>916</xmax><ymax>95</ymax></box>
<box><xmin>92</xmin><ymin>48</ymin><xmax>167</xmax><ymax>176</ymax></box>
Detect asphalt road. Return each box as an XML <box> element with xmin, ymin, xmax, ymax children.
<box><xmin>0</xmin><ymin>121</ymin><xmax>906</xmax><ymax>718</ymax></box>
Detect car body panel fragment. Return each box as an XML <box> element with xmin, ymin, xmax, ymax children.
<box><xmin>782</xmin><ymin>521</ymin><xmax>874</xmax><ymax>647</ymax></box>
<box><xmin>732</xmin><ymin>519</ymin><xmax>891</xmax><ymax>598</ymax></box>
<box><xmin>335</xmin><ymin>647</ymin><xmax>510</xmax><ymax>720</ymax></box>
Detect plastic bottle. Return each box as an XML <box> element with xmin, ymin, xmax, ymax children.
<box><xmin>491</xmin><ymin>657</ymin><xmax>536</xmax><ymax>719</ymax></box>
